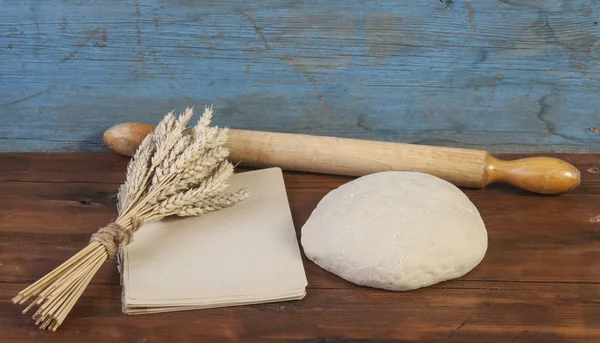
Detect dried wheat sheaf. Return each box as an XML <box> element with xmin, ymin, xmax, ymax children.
<box><xmin>12</xmin><ymin>106</ymin><xmax>248</xmax><ymax>331</ymax></box>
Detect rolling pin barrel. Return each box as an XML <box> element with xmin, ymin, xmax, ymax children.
<box><xmin>226</xmin><ymin>130</ymin><xmax>580</xmax><ymax>194</ymax></box>
<box><xmin>226</xmin><ymin>129</ymin><xmax>489</xmax><ymax>188</ymax></box>
<box><xmin>103</xmin><ymin>123</ymin><xmax>580</xmax><ymax>194</ymax></box>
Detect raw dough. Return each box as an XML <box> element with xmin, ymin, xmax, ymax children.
<box><xmin>301</xmin><ymin>171</ymin><xmax>487</xmax><ymax>291</ymax></box>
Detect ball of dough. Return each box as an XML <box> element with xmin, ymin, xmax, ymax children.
<box><xmin>301</xmin><ymin>171</ymin><xmax>487</xmax><ymax>291</ymax></box>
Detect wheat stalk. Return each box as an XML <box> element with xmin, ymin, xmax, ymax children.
<box><xmin>12</xmin><ymin>106</ymin><xmax>247</xmax><ymax>331</ymax></box>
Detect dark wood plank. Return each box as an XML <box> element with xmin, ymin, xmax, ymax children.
<box><xmin>1</xmin><ymin>282</ymin><xmax>599</xmax><ymax>342</ymax></box>
<box><xmin>1</xmin><ymin>152</ymin><xmax>599</xmax><ymax>188</ymax></box>
<box><xmin>1</xmin><ymin>179</ymin><xmax>600</xmax><ymax>286</ymax></box>
<box><xmin>1</xmin><ymin>153</ymin><xmax>600</xmax><ymax>342</ymax></box>
<box><xmin>0</xmin><ymin>153</ymin><xmax>130</xmax><ymax>183</ymax></box>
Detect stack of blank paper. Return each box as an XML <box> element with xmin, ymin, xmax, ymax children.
<box><xmin>120</xmin><ymin>167</ymin><xmax>308</xmax><ymax>314</ymax></box>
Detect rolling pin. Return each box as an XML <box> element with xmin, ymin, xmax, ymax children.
<box><xmin>104</xmin><ymin>123</ymin><xmax>580</xmax><ymax>194</ymax></box>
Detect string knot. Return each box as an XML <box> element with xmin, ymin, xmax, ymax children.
<box><xmin>90</xmin><ymin>220</ymin><xmax>140</xmax><ymax>258</ymax></box>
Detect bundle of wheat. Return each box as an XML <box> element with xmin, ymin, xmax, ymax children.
<box><xmin>12</xmin><ymin>106</ymin><xmax>248</xmax><ymax>331</ymax></box>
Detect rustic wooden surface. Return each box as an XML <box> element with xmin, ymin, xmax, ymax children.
<box><xmin>2</xmin><ymin>1</ymin><xmax>600</xmax><ymax>153</ymax></box>
<box><xmin>1</xmin><ymin>153</ymin><xmax>600</xmax><ymax>342</ymax></box>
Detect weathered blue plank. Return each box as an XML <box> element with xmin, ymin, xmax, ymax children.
<box><xmin>0</xmin><ymin>0</ymin><xmax>599</xmax><ymax>152</ymax></box>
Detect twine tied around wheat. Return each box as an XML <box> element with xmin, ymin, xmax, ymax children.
<box><xmin>12</xmin><ymin>107</ymin><xmax>248</xmax><ymax>331</ymax></box>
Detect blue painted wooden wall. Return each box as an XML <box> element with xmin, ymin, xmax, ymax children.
<box><xmin>1</xmin><ymin>0</ymin><xmax>599</xmax><ymax>152</ymax></box>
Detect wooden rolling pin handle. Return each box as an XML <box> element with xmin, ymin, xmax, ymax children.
<box><xmin>484</xmin><ymin>155</ymin><xmax>580</xmax><ymax>195</ymax></box>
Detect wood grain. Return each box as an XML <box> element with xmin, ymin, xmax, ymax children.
<box><xmin>1</xmin><ymin>153</ymin><xmax>600</xmax><ymax>342</ymax></box>
<box><xmin>1</xmin><ymin>1</ymin><xmax>600</xmax><ymax>153</ymax></box>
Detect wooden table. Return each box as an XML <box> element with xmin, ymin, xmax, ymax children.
<box><xmin>1</xmin><ymin>153</ymin><xmax>599</xmax><ymax>342</ymax></box>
